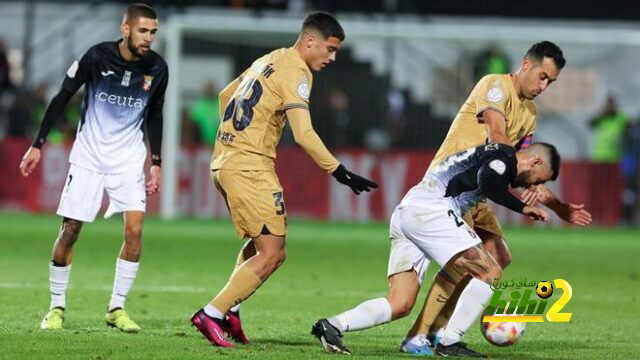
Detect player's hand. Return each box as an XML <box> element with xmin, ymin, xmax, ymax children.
<box><xmin>146</xmin><ymin>165</ymin><xmax>161</xmax><ymax>195</ymax></box>
<box><xmin>19</xmin><ymin>147</ymin><xmax>41</xmax><ymax>177</ymax></box>
<box><xmin>522</xmin><ymin>206</ymin><xmax>550</xmax><ymax>222</ymax></box>
<box><xmin>555</xmin><ymin>202</ymin><xmax>592</xmax><ymax>226</ymax></box>
<box><xmin>520</xmin><ymin>185</ymin><xmax>540</xmax><ymax>207</ymax></box>
<box><xmin>331</xmin><ymin>164</ymin><xmax>378</xmax><ymax>195</ymax></box>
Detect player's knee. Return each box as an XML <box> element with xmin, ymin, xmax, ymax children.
<box><xmin>497</xmin><ymin>251</ymin><xmax>511</xmax><ymax>269</ymax></box>
<box><xmin>263</xmin><ymin>247</ymin><xmax>286</xmax><ymax>267</ymax></box>
<box><xmin>388</xmin><ymin>294</ymin><xmax>415</xmax><ymax>319</ymax></box>
<box><xmin>124</xmin><ymin>222</ymin><xmax>143</xmax><ymax>241</ymax></box>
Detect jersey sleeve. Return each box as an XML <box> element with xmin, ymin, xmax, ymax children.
<box><xmin>278</xmin><ymin>66</ymin><xmax>312</xmax><ymax>111</ymax></box>
<box><xmin>477</xmin><ymin>148</ymin><xmax>526</xmax><ymax>213</ymax></box>
<box><xmin>32</xmin><ymin>49</ymin><xmax>93</xmax><ymax>148</ymax></box>
<box><xmin>474</xmin><ymin>75</ymin><xmax>510</xmax><ymax>123</ymax></box>
<box><xmin>61</xmin><ymin>48</ymin><xmax>93</xmax><ymax>94</ymax></box>
<box><xmin>145</xmin><ymin>62</ymin><xmax>168</xmax><ymax>166</ymax></box>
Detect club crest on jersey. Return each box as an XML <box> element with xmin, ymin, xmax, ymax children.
<box><xmin>297</xmin><ymin>74</ymin><xmax>310</xmax><ymax>100</ymax></box>
<box><xmin>489</xmin><ymin>160</ymin><xmax>506</xmax><ymax>175</ymax></box>
<box><xmin>143</xmin><ymin>75</ymin><xmax>153</xmax><ymax>92</ymax></box>
<box><xmin>121</xmin><ymin>71</ymin><xmax>132</xmax><ymax>87</ymax></box>
<box><xmin>486</xmin><ymin>80</ymin><xmax>503</xmax><ymax>103</ymax></box>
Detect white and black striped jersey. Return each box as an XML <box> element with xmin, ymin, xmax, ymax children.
<box><xmin>403</xmin><ymin>143</ymin><xmax>526</xmax><ymax>215</ymax></box>
<box><xmin>33</xmin><ymin>40</ymin><xmax>168</xmax><ymax>173</ymax></box>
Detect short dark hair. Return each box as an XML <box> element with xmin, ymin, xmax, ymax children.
<box><xmin>535</xmin><ymin>142</ymin><xmax>561</xmax><ymax>180</ymax></box>
<box><xmin>302</xmin><ymin>12</ymin><xmax>345</xmax><ymax>41</ymax></box>
<box><xmin>124</xmin><ymin>3</ymin><xmax>157</xmax><ymax>22</ymax></box>
<box><xmin>526</xmin><ymin>41</ymin><xmax>566</xmax><ymax>69</ymax></box>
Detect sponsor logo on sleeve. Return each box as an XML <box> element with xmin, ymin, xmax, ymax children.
<box><xmin>489</xmin><ymin>159</ymin><xmax>506</xmax><ymax>175</ymax></box>
<box><xmin>66</xmin><ymin>60</ymin><xmax>79</xmax><ymax>78</ymax></box>
<box><xmin>143</xmin><ymin>75</ymin><xmax>153</xmax><ymax>92</ymax></box>
<box><xmin>297</xmin><ymin>73</ymin><xmax>310</xmax><ymax>100</ymax></box>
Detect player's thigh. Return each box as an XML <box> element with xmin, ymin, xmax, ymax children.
<box><xmin>216</xmin><ymin>169</ymin><xmax>287</xmax><ymax>239</ymax></box>
<box><xmin>465</xmin><ymin>202</ymin><xmax>505</xmax><ymax>241</ymax></box>
<box><xmin>104</xmin><ymin>166</ymin><xmax>146</xmax><ymax>214</ymax></box>
<box><xmin>388</xmin><ymin>206</ymin><xmax>429</xmax><ymax>285</ymax></box>
<box><xmin>468</xmin><ymin>203</ymin><xmax>510</xmax><ymax>268</ymax></box>
<box><xmin>56</xmin><ymin>164</ymin><xmax>106</xmax><ymax>223</ymax></box>
<box><xmin>211</xmin><ymin>170</ymin><xmax>231</xmax><ymax>210</ymax></box>
<box><xmin>398</xmin><ymin>202</ymin><xmax>481</xmax><ymax>269</ymax></box>
<box><xmin>477</xmin><ymin>228</ymin><xmax>511</xmax><ymax>269</ymax></box>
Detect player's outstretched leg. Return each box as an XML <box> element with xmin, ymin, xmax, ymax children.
<box><xmin>433</xmin><ymin>245</ymin><xmax>501</xmax><ymax>358</ymax></box>
<box><xmin>41</xmin><ymin>218</ymin><xmax>82</xmax><ymax>330</ymax></box>
<box><xmin>311</xmin><ymin>319</ymin><xmax>352</xmax><ymax>355</ymax></box>
<box><xmin>221</xmin><ymin>240</ymin><xmax>255</xmax><ymax>344</ymax></box>
<box><xmin>193</xmin><ymin>233</ymin><xmax>283</xmax><ymax>347</ymax></box>
<box><xmin>312</xmin><ymin>270</ymin><xmax>420</xmax><ymax>355</ymax></box>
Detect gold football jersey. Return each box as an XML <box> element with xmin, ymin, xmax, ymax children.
<box><xmin>211</xmin><ymin>47</ymin><xmax>313</xmax><ymax>171</ymax></box>
<box><xmin>428</xmin><ymin>74</ymin><xmax>537</xmax><ymax>171</ymax></box>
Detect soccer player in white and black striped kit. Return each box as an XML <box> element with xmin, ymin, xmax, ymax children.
<box><xmin>313</xmin><ymin>142</ymin><xmax>559</xmax><ymax>357</ymax></box>
<box><xmin>19</xmin><ymin>4</ymin><xmax>167</xmax><ymax>332</ymax></box>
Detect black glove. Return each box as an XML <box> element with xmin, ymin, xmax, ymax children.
<box><xmin>331</xmin><ymin>164</ymin><xmax>379</xmax><ymax>195</ymax></box>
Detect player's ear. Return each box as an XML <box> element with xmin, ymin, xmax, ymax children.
<box><xmin>529</xmin><ymin>155</ymin><xmax>543</xmax><ymax>168</ymax></box>
<box><xmin>121</xmin><ymin>22</ymin><xmax>130</xmax><ymax>38</ymax></box>
<box><xmin>303</xmin><ymin>31</ymin><xmax>317</xmax><ymax>49</ymax></box>
<box><xmin>522</xmin><ymin>56</ymin><xmax>531</xmax><ymax>72</ymax></box>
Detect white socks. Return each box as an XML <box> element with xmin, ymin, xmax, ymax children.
<box><xmin>49</xmin><ymin>262</ymin><xmax>71</xmax><ymax>309</ymax></box>
<box><xmin>440</xmin><ymin>278</ymin><xmax>494</xmax><ymax>346</ymax></box>
<box><xmin>108</xmin><ymin>258</ymin><xmax>140</xmax><ymax>311</ymax></box>
<box><xmin>230</xmin><ymin>303</ymin><xmax>241</xmax><ymax>313</ymax></box>
<box><xmin>328</xmin><ymin>297</ymin><xmax>392</xmax><ymax>333</ymax></box>
<box><xmin>204</xmin><ymin>304</ymin><xmax>224</xmax><ymax>319</ymax></box>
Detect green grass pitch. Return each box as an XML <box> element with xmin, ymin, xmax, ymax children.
<box><xmin>0</xmin><ymin>212</ymin><xmax>638</xmax><ymax>359</ymax></box>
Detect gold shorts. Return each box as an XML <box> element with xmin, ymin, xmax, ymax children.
<box><xmin>462</xmin><ymin>201</ymin><xmax>504</xmax><ymax>240</ymax></box>
<box><xmin>212</xmin><ymin>169</ymin><xmax>287</xmax><ymax>239</ymax></box>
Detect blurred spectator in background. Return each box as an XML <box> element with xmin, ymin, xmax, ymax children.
<box><xmin>621</xmin><ymin>117</ymin><xmax>640</xmax><ymax>225</ymax></box>
<box><xmin>590</xmin><ymin>95</ymin><xmax>628</xmax><ymax>163</ymax></box>
<box><xmin>188</xmin><ymin>81</ymin><xmax>220</xmax><ymax>146</ymax></box>
<box><xmin>7</xmin><ymin>89</ymin><xmax>34</xmax><ymax>137</ymax></box>
<box><xmin>473</xmin><ymin>44</ymin><xmax>510</xmax><ymax>81</ymax></box>
<box><xmin>316</xmin><ymin>88</ymin><xmax>351</xmax><ymax>147</ymax></box>
<box><xmin>0</xmin><ymin>40</ymin><xmax>14</xmax><ymax>97</ymax></box>
<box><xmin>387</xmin><ymin>88</ymin><xmax>406</xmax><ymax>147</ymax></box>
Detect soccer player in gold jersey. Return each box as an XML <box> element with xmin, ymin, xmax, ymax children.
<box><xmin>399</xmin><ymin>41</ymin><xmax>592</xmax><ymax>354</ymax></box>
<box><xmin>190</xmin><ymin>12</ymin><xmax>378</xmax><ymax>348</ymax></box>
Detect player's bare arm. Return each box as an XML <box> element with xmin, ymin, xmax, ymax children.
<box><xmin>482</xmin><ymin>109</ymin><xmax>511</xmax><ymax>146</ymax></box>
<box><xmin>534</xmin><ymin>184</ymin><xmax>592</xmax><ymax>225</ymax></box>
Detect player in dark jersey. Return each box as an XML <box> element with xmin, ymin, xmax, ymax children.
<box><xmin>312</xmin><ymin>143</ymin><xmax>558</xmax><ymax>357</ymax></box>
<box><xmin>19</xmin><ymin>3</ymin><xmax>167</xmax><ymax>333</ymax></box>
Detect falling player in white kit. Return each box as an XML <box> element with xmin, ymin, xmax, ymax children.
<box><xmin>19</xmin><ymin>4</ymin><xmax>168</xmax><ymax>333</ymax></box>
<box><xmin>312</xmin><ymin>142</ymin><xmax>560</xmax><ymax>357</ymax></box>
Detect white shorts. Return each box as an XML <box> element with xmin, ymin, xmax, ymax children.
<box><xmin>57</xmin><ymin>164</ymin><xmax>146</xmax><ymax>222</ymax></box>
<box><xmin>387</xmin><ymin>186</ymin><xmax>481</xmax><ymax>281</ymax></box>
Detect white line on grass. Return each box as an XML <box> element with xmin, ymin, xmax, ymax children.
<box><xmin>0</xmin><ymin>282</ymin><xmax>386</xmax><ymax>298</ymax></box>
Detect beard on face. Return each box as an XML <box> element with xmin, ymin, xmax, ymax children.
<box><xmin>512</xmin><ymin>169</ymin><xmax>533</xmax><ymax>188</ymax></box>
<box><xmin>127</xmin><ymin>36</ymin><xmax>149</xmax><ymax>58</ymax></box>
